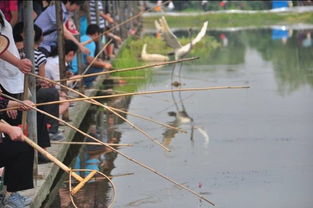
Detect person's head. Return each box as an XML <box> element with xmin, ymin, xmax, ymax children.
<box><xmin>13</xmin><ymin>22</ymin><xmax>43</xmax><ymax>44</ymax></box>
<box><xmin>34</xmin><ymin>24</ymin><xmax>43</xmax><ymax>44</ymax></box>
<box><xmin>13</xmin><ymin>22</ymin><xmax>24</xmax><ymax>39</ymax></box>
<box><xmin>62</xmin><ymin>0</ymin><xmax>85</xmax><ymax>12</ymax></box>
<box><xmin>86</xmin><ymin>24</ymin><xmax>100</xmax><ymax>41</ymax></box>
<box><xmin>64</xmin><ymin>39</ymin><xmax>78</xmax><ymax>62</ymax></box>
<box><xmin>13</xmin><ymin>22</ymin><xmax>25</xmax><ymax>58</ymax></box>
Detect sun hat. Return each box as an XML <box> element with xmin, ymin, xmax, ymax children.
<box><xmin>0</xmin><ymin>34</ymin><xmax>9</xmax><ymax>55</ymax></box>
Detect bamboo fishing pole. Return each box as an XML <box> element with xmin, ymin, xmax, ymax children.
<box><xmin>0</xmin><ymin>119</ymin><xmax>83</xmax><ymax>183</ymax></box>
<box><xmin>100</xmin><ymin>105</ymin><xmax>187</xmax><ymax>133</ymax></box>
<box><xmin>30</xmin><ymin>72</ymin><xmax>171</xmax><ymax>152</ymax></box>
<box><xmin>0</xmin><ymin>86</ymin><xmax>249</xmax><ymax>112</ymax></box>
<box><xmin>0</xmin><ymin>120</ymin><xmax>112</xmax><ymax>198</ymax></box>
<box><xmin>81</xmin><ymin>0</ymin><xmax>171</xmax><ymax>46</ymax></box>
<box><xmin>51</xmin><ymin>141</ymin><xmax>133</xmax><ymax>146</ymax></box>
<box><xmin>57</xmin><ymin>57</ymin><xmax>199</xmax><ymax>82</ymax></box>
<box><xmin>61</xmin><ymin>94</ymin><xmax>187</xmax><ymax>134</ymax></box>
<box><xmin>0</xmin><ymin>93</ymin><xmax>215</xmax><ymax>206</ymax></box>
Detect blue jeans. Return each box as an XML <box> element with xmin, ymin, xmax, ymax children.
<box><xmin>83</xmin><ymin>67</ymin><xmax>103</xmax><ymax>88</ymax></box>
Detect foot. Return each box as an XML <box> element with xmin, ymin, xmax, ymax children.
<box><xmin>0</xmin><ymin>192</ymin><xmax>5</xmax><ymax>207</ymax></box>
<box><xmin>38</xmin><ymin>154</ymin><xmax>51</xmax><ymax>164</ymax></box>
<box><xmin>49</xmin><ymin>131</ymin><xmax>65</xmax><ymax>141</ymax></box>
<box><xmin>15</xmin><ymin>193</ymin><xmax>32</xmax><ymax>206</ymax></box>
<box><xmin>3</xmin><ymin>192</ymin><xmax>32</xmax><ymax>208</ymax></box>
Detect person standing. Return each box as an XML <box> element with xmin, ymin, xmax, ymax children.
<box><xmin>0</xmin><ymin>13</ymin><xmax>34</xmax><ymax>206</ymax></box>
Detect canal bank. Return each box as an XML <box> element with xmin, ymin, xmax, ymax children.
<box><xmin>21</xmin><ymin>74</ymin><xmax>109</xmax><ymax>208</ymax></box>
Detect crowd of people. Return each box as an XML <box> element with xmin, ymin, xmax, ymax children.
<box><xmin>0</xmin><ymin>0</ymin><xmax>123</xmax><ymax>207</ymax></box>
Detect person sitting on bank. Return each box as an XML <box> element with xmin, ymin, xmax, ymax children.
<box><xmin>71</xmin><ymin>24</ymin><xmax>112</xmax><ymax>88</ymax></box>
<box><xmin>45</xmin><ymin>39</ymin><xmax>78</xmax><ymax>128</ymax></box>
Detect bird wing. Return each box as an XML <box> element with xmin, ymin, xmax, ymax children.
<box><xmin>191</xmin><ymin>21</ymin><xmax>208</xmax><ymax>45</ymax></box>
<box><xmin>159</xmin><ymin>16</ymin><xmax>182</xmax><ymax>49</ymax></box>
<box><xmin>154</xmin><ymin>20</ymin><xmax>162</xmax><ymax>33</ymax></box>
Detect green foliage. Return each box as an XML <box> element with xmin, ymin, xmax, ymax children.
<box><xmin>144</xmin><ymin>12</ymin><xmax>313</xmax><ymax>29</ymax></box>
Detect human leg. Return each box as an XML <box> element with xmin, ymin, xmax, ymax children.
<box><xmin>36</xmin><ymin>87</ymin><xmax>59</xmax><ymax>134</ymax></box>
<box><xmin>0</xmin><ymin>137</ymin><xmax>34</xmax><ymax>192</ymax></box>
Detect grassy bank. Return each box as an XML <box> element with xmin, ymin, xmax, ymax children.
<box><xmin>143</xmin><ymin>12</ymin><xmax>313</xmax><ymax>29</ymax></box>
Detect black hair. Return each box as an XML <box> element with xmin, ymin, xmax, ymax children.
<box><xmin>86</xmin><ymin>24</ymin><xmax>100</xmax><ymax>35</ymax></box>
<box><xmin>0</xmin><ymin>13</ymin><xmax>4</xmax><ymax>28</ymax></box>
<box><xmin>13</xmin><ymin>22</ymin><xmax>24</xmax><ymax>42</ymax></box>
<box><xmin>65</xmin><ymin>39</ymin><xmax>78</xmax><ymax>55</ymax></box>
<box><xmin>62</xmin><ymin>0</ymin><xmax>85</xmax><ymax>7</ymax></box>
<box><xmin>49</xmin><ymin>40</ymin><xmax>78</xmax><ymax>57</ymax></box>
<box><xmin>13</xmin><ymin>22</ymin><xmax>44</xmax><ymax>43</ymax></box>
<box><xmin>13</xmin><ymin>22</ymin><xmax>24</xmax><ymax>36</ymax></box>
<box><xmin>34</xmin><ymin>24</ymin><xmax>43</xmax><ymax>43</ymax></box>
<box><xmin>13</xmin><ymin>32</ymin><xmax>23</xmax><ymax>42</ymax></box>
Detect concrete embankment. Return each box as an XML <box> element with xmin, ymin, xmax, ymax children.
<box><xmin>21</xmin><ymin>75</ymin><xmax>107</xmax><ymax>208</ymax></box>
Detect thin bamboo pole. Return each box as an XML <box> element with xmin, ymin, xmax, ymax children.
<box><xmin>64</xmin><ymin>172</ymin><xmax>134</xmax><ymax>183</ymax></box>
<box><xmin>0</xmin><ymin>86</ymin><xmax>249</xmax><ymax>112</ymax></box>
<box><xmin>0</xmin><ymin>119</ymin><xmax>83</xmax><ymax>182</ymax></box>
<box><xmin>29</xmin><ymin>73</ymin><xmax>170</xmax><ymax>152</ymax></box>
<box><xmin>62</xmin><ymin>95</ymin><xmax>187</xmax><ymax>133</ymax></box>
<box><xmin>0</xmin><ymin>93</ymin><xmax>215</xmax><ymax>206</ymax></box>
<box><xmin>57</xmin><ymin>57</ymin><xmax>199</xmax><ymax>82</ymax></box>
<box><xmin>51</xmin><ymin>141</ymin><xmax>133</xmax><ymax>146</ymax></box>
<box><xmin>94</xmin><ymin>104</ymin><xmax>187</xmax><ymax>133</ymax></box>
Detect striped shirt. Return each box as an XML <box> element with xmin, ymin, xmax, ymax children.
<box><xmin>89</xmin><ymin>0</ymin><xmax>106</xmax><ymax>29</ymax></box>
<box><xmin>34</xmin><ymin>49</ymin><xmax>47</xmax><ymax>75</ymax></box>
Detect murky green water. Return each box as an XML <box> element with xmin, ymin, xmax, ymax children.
<box><xmin>51</xmin><ymin>27</ymin><xmax>313</xmax><ymax>208</ymax></box>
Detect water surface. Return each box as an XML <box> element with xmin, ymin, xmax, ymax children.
<box><xmin>52</xmin><ymin>26</ymin><xmax>313</xmax><ymax>208</ymax></box>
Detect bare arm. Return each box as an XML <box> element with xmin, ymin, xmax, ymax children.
<box><xmin>63</xmin><ymin>24</ymin><xmax>90</xmax><ymax>55</ymax></box>
<box><xmin>0</xmin><ymin>122</ymin><xmax>24</xmax><ymax>141</ymax></box>
<box><xmin>86</xmin><ymin>56</ymin><xmax>112</xmax><ymax>69</ymax></box>
<box><xmin>7</xmin><ymin>100</ymin><xmax>34</xmax><ymax>111</ymax></box>
<box><xmin>0</xmin><ymin>50</ymin><xmax>32</xmax><ymax>73</ymax></box>
<box><xmin>38</xmin><ymin>62</ymin><xmax>46</xmax><ymax>77</ymax></box>
<box><xmin>100</xmin><ymin>12</ymin><xmax>113</xmax><ymax>24</ymax></box>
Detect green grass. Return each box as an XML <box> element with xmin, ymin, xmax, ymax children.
<box><xmin>143</xmin><ymin>12</ymin><xmax>313</xmax><ymax>29</ymax></box>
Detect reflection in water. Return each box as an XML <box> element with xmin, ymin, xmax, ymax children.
<box><xmin>205</xmin><ymin>28</ymin><xmax>313</xmax><ymax>95</ymax></box>
<box><xmin>50</xmin><ymin>26</ymin><xmax>313</xmax><ymax>207</ymax></box>
<box><xmin>51</xmin><ymin>95</ymin><xmax>131</xmax><ymax>208</ymax></box>
<box><xmin>271</xmin><ymin>27</ymin><xmax>291</xmax><ymax>44</ymax></box>
<box><xmin>163</xmin><ymin>63</ymin><xmax>209</xmax><ymax>149</ymax></box>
